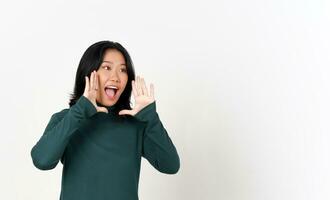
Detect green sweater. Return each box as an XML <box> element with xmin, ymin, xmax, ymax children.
<box><xmin>30</xmin><ymin>95</ymin><xmax>180</xmax><ymax>200</ymax></box>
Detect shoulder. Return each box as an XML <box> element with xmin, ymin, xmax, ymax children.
<box><xmin>51</xmin><ymin>108</ymin><xmax>70</xmax><ymax>121</ymax></box>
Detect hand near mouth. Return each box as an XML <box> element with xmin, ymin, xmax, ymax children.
<box><xmin>119</xmin><ymin>75</ymin><xmax>155</xmax><ymax>116</ymax></box>
<box><xmin>83</xmin><ymin>70</ymin><xmax>109</xmax><ymax>113</ymax></box>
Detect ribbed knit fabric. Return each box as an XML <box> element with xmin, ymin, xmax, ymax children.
<box><xmin>31</xmin><ymin>95</ymin><xmax>180</xmax><ymax>200</ymax></box>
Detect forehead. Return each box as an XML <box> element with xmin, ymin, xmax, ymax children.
<box><xmin>103</xmin><ymin>49</ymin><xmax>126</xmax><ymax>65</ymax></box>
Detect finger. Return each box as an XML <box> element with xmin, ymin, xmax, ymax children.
<box><xmin>95</xmin><ymin>71</ymin><xmax>99</xmax><ymax>90</ymax></box>
<box><xmin>90</xmin><ymin>71</ymin><xmax>94</xmax><ymax>90</ymax></box>
<box><xmin>99</xmin><ymin>107</ymin><xmax>108</xmax><ymax>113</ymax></box>
<box><xmin>93</xmin><ymin>71</ymin><xmax>97</xmax><ymax>90</ymax></box>
<box><xmin>119</xmin><ymin>109</ymin><xmax>133</xmax><ymax>116</ymax></box>
<box><xmin>150</xmin><ymin>83</ymin><xmax>154</xmax><ymax>99</ymax></box>
<box><xmin>141</xmin><ymin>78</ymin><xmax>149</xmax><ymax>96</ymax></box>
<box><xmin>135</xmin><ymin>76</ymin><xmax>139</xmax><ymax>95</ymax></box>
<box><xmin>85</xmin><ymin>76</ymin><xmax>90</xmax><ymax>92</ymax></box>
<box><xmin>132</xmin><ymin>80</ymin><xmax>138</xmax><ymax>97</ymax></box>
<box><xmin>137</xmin><ymin>76</ymin><xmax>143</xmax><ymax>95</ymax></box>
<box><xmin>93</xmin><ymin>71</ymin><xmax>96</xmax><ymax>91</ymax></box>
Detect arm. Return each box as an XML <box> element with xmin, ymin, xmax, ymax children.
<box><xmin>30</xmin><ymin>95</ymin><xmax>97</xmax><ymax>170</ymax></box>
<box><xmin>134</xmin><ymin>101</ymin><xmax>180</xmax><ymax>174</ymax></box>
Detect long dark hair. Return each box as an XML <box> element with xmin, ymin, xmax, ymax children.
<box><xmin>68</xmin><ymin>40</ymin><xmax>135</xmax><ymax>116</ymax></box>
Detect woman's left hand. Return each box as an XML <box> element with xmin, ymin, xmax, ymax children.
<box><xmin>119</xmin><ymin>75</ymin><xmax>155</xmax><ymax>116</ymax></box>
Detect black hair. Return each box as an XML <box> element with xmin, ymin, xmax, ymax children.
<box><xmin>68</xmin><ymin>40</ymin><xmax>135</xmax><ymax>116</ymax></box>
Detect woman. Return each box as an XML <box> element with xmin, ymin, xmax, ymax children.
<box><xmin>30</xmin><ymin>40</ymin><xmax>180</xmax><ymax>200</ymax></box>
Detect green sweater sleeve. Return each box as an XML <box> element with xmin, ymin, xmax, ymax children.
<box><xmin>30</xmin><ymin>95</ymin><xmax>97</xmax><ymax>170</ymax></box>
<box><xmin>134</xmin><ymin>101</ymin><xmax>180</xmax><ymax>174</ymax></box>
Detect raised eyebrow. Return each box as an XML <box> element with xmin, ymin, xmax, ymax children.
<box><xmin>102</xmin><ymin>61</ymin><xmax>126</xmax><ymax>66</ymax></box>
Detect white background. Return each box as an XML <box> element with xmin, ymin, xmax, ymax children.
<box><xmin>1</xmin><ymin>0</ymin><xmax>329</xmax><ymax>199</ymax></box>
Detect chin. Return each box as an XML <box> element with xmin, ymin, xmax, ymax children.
<box><xmin>103</xmin><ymin>96</ymin><xmax>119</xmax><ymax>106</ymax></box>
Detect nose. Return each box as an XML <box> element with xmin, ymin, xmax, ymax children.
<box><xmin>109</xmin><ymin>71</ymin><xmax>120</xmax><ymax>83</ymax></box>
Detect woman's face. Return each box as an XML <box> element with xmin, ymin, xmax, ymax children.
<box><xmin>96</xmin><ymin>49</ymin><xmax>128</xmax><ymax>106</ymax></box>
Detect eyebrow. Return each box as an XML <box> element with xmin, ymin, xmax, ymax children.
<box><xmin>102</xmin><ymin>61</ymin><xmax>126</xmax><ymax>66</ymax></box>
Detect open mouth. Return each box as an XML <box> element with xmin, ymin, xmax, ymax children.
<box><xmin>104</xmin><ymin>87</ymin><xmax>118</xmax><ymax>99</ymax></box>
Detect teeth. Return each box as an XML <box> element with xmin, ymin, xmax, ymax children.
<box><xmin>106</xmin><ymin>85</ymin><xmax>118</xmax><ymax>90</ymax></box>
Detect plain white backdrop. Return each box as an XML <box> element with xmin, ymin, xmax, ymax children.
<box><xmin>0</xmin><ymin>0</ymin><xmax>329</xmax><ymax>199</ymax></box>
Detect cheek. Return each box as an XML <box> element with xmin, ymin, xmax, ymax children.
<box><xmin>121</xmin><ymin>75</ymin><xmax>128</xmax><ymax>88</ymax></box>
<box><xmin>97</xmin><ymin>74</ymin><xmax>106</xmax><ymax>86</ymax></box>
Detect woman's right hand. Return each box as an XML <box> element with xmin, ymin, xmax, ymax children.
<box><xmin>83</xmin><ymin>70</ymin><xmax>108</xmax><ymax>113</ymax></box>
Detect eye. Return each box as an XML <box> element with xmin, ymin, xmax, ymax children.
<box><xmin>103</xmin><ymin>66</ymin><xmax>111</xmax><ymax>70</ymax></box>
<box><xmin>121</xmin><ymin>68</ymin><xmax>127</xmax><ymax>73</ymax></box>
